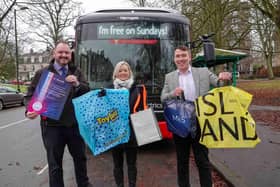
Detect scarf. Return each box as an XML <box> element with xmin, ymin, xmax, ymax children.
<box><xmin>113</xmin><ymin>78</ymin><xmax>134</xmax><ymax>89</ymax></box>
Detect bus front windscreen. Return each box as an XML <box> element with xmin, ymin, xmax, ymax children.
<box><xmin>76</xmin><ymin>21</ymin><xmax>189</xmax><ymax>95</ymax></box>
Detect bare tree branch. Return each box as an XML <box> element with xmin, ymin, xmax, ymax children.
<box><xmin>249</xmin><ymin>0</ymin><xmax>280</xmax><ymax>31</ymax></box>
<box><xmin>251</xmin><ymin>8</ymin><xmax>275</xmax><ymax>79</ymax></box>
<box><xmin>24</xmin><ymin>0</ymin><xmax>81</xmax><ymax>48</ymax></box>
<box><xmin>0</xmin><ymin>0</ymin><xmax>16</xmax><ymax>24</ymax></box>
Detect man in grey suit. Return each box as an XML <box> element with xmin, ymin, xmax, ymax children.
<box><xmin>161</xmin><ymin>46</ymin><xmax>232</xmax><ymax>187</ymax></box>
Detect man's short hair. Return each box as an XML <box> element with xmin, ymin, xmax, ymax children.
<box><xmin>55</xmin><ymin>40</ymin><xmax>69</xmax><ymax>48</ymax></box>
<box><xmin>175</xmin><ymin>46</ymin><xmax>190</xmax><ymax>52</ymax></box>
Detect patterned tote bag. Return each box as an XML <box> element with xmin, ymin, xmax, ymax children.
<box><xmin>73</xmin><ymin>88</ymin><xmax>130</xmax><ymax>155</ymax></box>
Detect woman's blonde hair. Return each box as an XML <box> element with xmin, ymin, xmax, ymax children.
<box><xmin>112</xmin><ymin>61</ymin><xmax>134</xmax><ymax>80</ymax></box>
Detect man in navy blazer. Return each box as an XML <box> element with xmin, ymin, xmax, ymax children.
<box><xmin>161</xmin><ymin>46</ymin><xmax>232</xmax><ymax>187</ymax></box>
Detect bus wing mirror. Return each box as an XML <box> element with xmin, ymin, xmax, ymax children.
<box><xmin>203</xmin><ymin>41</ymin><xmax>216</xmax><ymax>62</ymax></box>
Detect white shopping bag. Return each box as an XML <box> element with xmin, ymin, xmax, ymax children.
<box><xmin>130</xmin><ymin>85</ymin><xmax>162</xmax><ymax>146</ymax></box>
<box><xmin>130</xmin><ymin>108</ymin><xmax>162</xmax><ymax>146</ymax></box>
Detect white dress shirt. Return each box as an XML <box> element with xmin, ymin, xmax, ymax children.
<box><xmin>178</xmin><ymin>67</ymin><xmax>196</xmax><ymax>101</ymax></box>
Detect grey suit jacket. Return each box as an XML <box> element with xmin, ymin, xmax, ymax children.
<box><xmin>160</xmin><ymin>67</ymin><xmax>220</xmax><ymax>102</ymax></box>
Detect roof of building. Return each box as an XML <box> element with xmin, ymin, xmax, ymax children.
<box><xmin>192</xmin><ymin>48</ymin><xmax>248</xmax><ymax>67</ymax></box>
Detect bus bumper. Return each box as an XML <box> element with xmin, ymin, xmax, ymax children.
<box><xmin>158</xmin><ymin>121</ymin><xmax>173</xmax><ymax>139</ymax></box>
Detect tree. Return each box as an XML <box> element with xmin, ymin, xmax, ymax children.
<box><xmin>0</xmin><ymin>32</ymin><xmax>16</xmax><ymax>80</ymax></box>
<box><xmin>181</xmin><ymin>0</ymin><xmax>252</xmax><ymax>51</ymax></box>
<box><xmin>128</xmin><ymin>0</ymin><xmax>162</xmax><ymax>7</ymax></box>
<box><xmin>153</xmin><ymin>0</ymin><xmax>183</xmax><ymax>10</ymax></box>
<box><xmin>0</xmin><ymin>0</ymin><xmax>16</xmax><ymax>80</ymax></box>
<box><xmin>130</xmin><ymin>0</ymin><xmax>252</xmax><ymax>53</ymax></box>
<box><xmin>0</xmin><ymin>0</ymin><xmax>16</xmax><ymax>27</ymax></box>
<box><xmin>129</xmin><ymin>0</ymin><xmax>148</xmax><ymax>7</ymax></box>
<box><xmin>249</xmin><ymin>0</ymin><xmax>280</xmax><ymax>79</ymax></box>
<box><xmin>0</xmin><ymin>56</ymin><xmax>16</xmax><ymax>80</ymax></box>
<box><xmin>251</xmin><ymin>9</ymin><xmax>275</xmax><ymax>79</ymax></box>
<box><xmin>249</xmin><ymin>0</ymin><xmax>280</xmax><ymax>34</ymax></box>
<box><xmin>26</xmin><ymin>0</ymin><xmax>82</xmax><ymax>49</ymax></box>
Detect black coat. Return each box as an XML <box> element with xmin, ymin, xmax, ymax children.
<box><xmin>110</xmin><ymin>83</ymin><xmax>145</xmax><ymax>147</ymax></box>
<box><xmin>128</xmin><ymin>83</ymin><xmax>145</xmax><ymax>146</ymax></box>
<box><xmin>25</xmin><ymin>59</ymin><xmax>90</xmax><ymax>127</ymax></box>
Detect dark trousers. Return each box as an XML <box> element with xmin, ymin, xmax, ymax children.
<box><xmin>112</xmin><ymin>145</ymin><xmax>137</xmax><ymax>187</ymax></box>
<box><xmin>40</xmin><ymin>124</ymin><xmax>89</xmax><ymax>187</ymax></box>
<box><xmin>173</xmin><ymin>134</ymin><xmax>212</xmax><ymax>187</ymax></box>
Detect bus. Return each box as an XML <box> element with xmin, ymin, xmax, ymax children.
<box><xmin>74</xmin><ymin>8</ymin><xmax>190</xmax><ymax>138</ymax></box>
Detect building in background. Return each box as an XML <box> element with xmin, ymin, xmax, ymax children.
<box><xmin>19</xmin><ymin>49</ymin><xmax>51</xmax><ymax>81</ymax></box>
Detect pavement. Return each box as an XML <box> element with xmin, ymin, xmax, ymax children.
<box><xmin>86</xmin><ymin>140</ymin><xmax>200</xmax><ymax>187</ymax></box>
<box><xmin>209</xmin><ymin>105</ymin><xmax>280</xmax><ymax>187</ymax></box>
<box><xmin>83</xmin><ymin>105</ymin><xmax>280</xmax><ymax>187</ymax></box>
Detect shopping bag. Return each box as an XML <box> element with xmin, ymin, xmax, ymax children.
<box><xmin>130</xmin><ymin>108</ymin><xmax>162</xmax><ymax>146</ymax></box>
<box><xmin>195</xmin><ymin>86</ymin><xmax>261</xmax><ymax>148</ymax></box>
<box><xmin>163</xmin><ymin>97</ymin><xmax>197</xmax><ymax>138</ymax></box>
<box><xmin>72</xmin><ymin>88</ymin><xmax>130</xmax><ymax>155</ymax></box>
<box><xmin>130</xmin><ymin>85</ymin><xmax>162</xmax><ymax>146</ymax></box>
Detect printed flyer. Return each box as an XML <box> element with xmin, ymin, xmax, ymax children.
<box><xmin>28</xmin><ymin>70</ymin><xmax>71</xmax><ymax>120</ymax></box>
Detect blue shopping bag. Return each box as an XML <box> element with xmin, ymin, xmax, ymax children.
<box><xmin>72</xmin><ymin>88</ymin><xmax>130</xmax><ymax>155</ymax></box>
<box><xmin>163</xmin><ymin>98</ymin><xmax>197</xmax><ymax>138</ymax></box>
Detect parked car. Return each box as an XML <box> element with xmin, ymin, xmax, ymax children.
<box><xmin>24</xmin><ymin>81</ymin><xmax>31</xmax><ymax>85</ymax></box>
<box><xmin>0</xmin><ymin>86</ymin><xmax>25</xmax><ymax>110</ymax></box>
<box><xmin>11</xmin><ymin>79</ymin><xmax>24</xmax><ymax>85</ymax></box>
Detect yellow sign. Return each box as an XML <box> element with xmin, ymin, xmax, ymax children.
<box><xmin>195</xmin><ymin>86</ymin><xmax>261</xmax><ymax>148</ymax></box>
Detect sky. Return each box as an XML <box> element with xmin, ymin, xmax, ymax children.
<box><xmin>24</xmin><ymin>0</ymin><xmax>134</xmax><ymax>52</ymax></box>
<box><xmin>64</xmin><ymin>0</ymin><xmax>134</xmax><ymax>38</ymax></box>
<box><xmin>80</xmin><ymin>0</ymin><xmax>133</xmax><ymax>14</ymax></box>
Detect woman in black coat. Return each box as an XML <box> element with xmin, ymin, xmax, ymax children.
<box><xmin>111</xmin><ymin>61</ymin><xmax>145</xmax><ymax>187</ymax></box>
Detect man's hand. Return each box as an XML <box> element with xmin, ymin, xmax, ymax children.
<box><xmin>173</xmin><ymin>87</ymin><xmax>184</xmax><ymax>97</ymax></box>
<box><xmin>65</xmin><ymin>75</ymin><xmax>80</xmax><ymax>87</ymax></box>
<box><xmin>26</xmin><ymin>111</ymin><xmax>39</xmax><ymax>119</ymax></box>
<box><xmin>218</xmin><ymin>72</ymin><xmax>232</xmax><ymax>80</ymax></box>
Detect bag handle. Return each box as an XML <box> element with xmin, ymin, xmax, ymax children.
<box><xmin>176</xmin><ymin>91</ymin><xmax>186</xmax><ymax>101</ymax></box>
<box><xmin>217</xmin><ymin>79</ymin><xmax>232</xmax><ymax>87</ymax></box>
<box><xmin>133</xmin><ymin>84</ymin><xmax>148</xmax><ymax>113</ymax></box>
<box><xmin>142</xmin><ymin>85</ymin><xmax>148</xmax><ymax>109</ymax></box>
<box><xmin>97</xmin><ymin>88</ymin><xmax>106</xmax><ymax>97</ymax></box>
